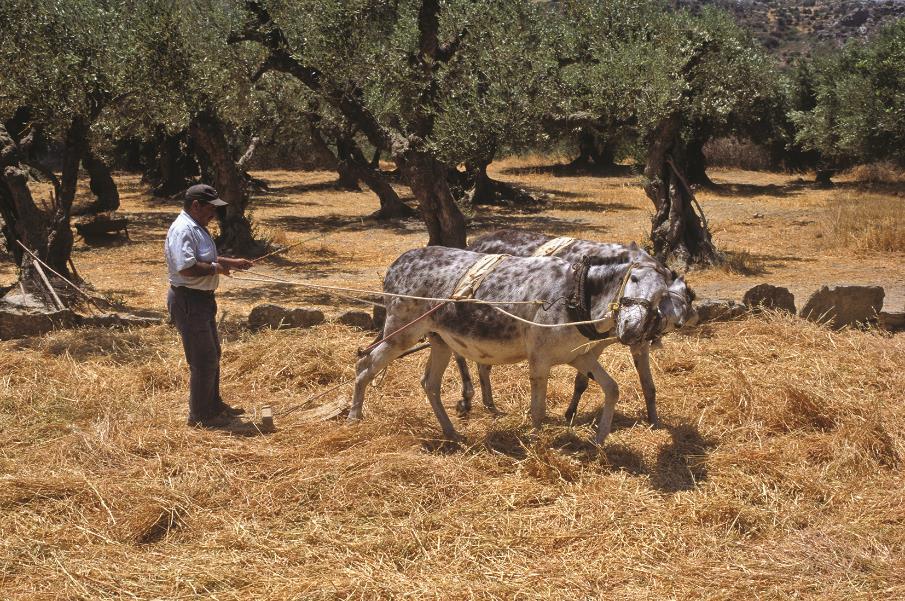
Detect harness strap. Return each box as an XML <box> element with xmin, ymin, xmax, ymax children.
<box><xmin>451</xmin><ymin>254</ymin><xmax>509</xmax><ymax>300</ymax></box>
<box><xmin>567</xmin><ymin>257</ymin><xmax>610</xmax><ymax>340</ymax></box>
<box><xmin>568</xmin><ymin>259</ymin><xmax>644</xmax><ymax>341</ymax></box>
<box><xmin>531</xmin><ymin>236</ymin><xmax>576</xmax><ymax>257</ymax></box>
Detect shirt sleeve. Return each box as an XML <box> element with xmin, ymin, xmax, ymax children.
<box><xmin>170</xmin><ymin>227</ymin><xmax>198</xmax><ymax>272</ymax></box>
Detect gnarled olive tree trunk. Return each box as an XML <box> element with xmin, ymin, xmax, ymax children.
<box><xmin>400</xmin><ymin>151</ymin><xmax>466</xmax><ymax>248</ymax></box>
<box><xmin>644</xmin><ymin>116</ymin><xmax>720</xmax><ymax>267</ymax></box>
<box><xmin>143</xmin><ymin>129</ymin><xmax>198</xmax><ymax>197</ymax></box>
<box><xmin>80</xmin><ymin>151</ymin><xmax>120</xmax><ymax>214</ymax></box>
<box><xmin>1</xmin><ymin>122</ymin><xmax>80</xmax><ymax>307</ymax></box>
<box><xmin>44</xmin><ymin>115</ymin><xmax>89</xmax><ymax>277</ymax></box>
<box><xmin>190</xmin><ymin>108</ymin><xmax>260</xmax><ymax>255</ymax></box>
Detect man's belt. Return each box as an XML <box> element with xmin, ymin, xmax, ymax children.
<box><xmin>171</xmin><ymin>285</ymin><xmax>215</xmax><ymax>296</ymax></box>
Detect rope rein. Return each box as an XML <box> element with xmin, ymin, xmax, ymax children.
<box><xmin>227</xmin><ymin>267</ymin><xmax>624</xmax><ymax>331</ymax></box>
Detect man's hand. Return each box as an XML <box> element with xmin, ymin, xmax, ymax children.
<box><xmin>218</xmin><ymin>257</ymin><xmax>254</xmax><ymax>271</ymax></box>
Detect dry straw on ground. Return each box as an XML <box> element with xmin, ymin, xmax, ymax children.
<box><xmin>1</xmin><ymin>313</ymin><xmax>903</xmax><ymax>599</ymax></box>
<box><xmin>1</xmin><ymin>160</ymin><xmax>904</xmax><ymax>598</ymax></box>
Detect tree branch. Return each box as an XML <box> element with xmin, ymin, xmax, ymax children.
<box><xmin>234</xmin><ymin>4</ymin><xmax>397</xmax><ymax>154</ymax></box>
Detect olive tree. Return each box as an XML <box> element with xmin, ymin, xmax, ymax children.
<box><xmin>121</xmin><ymin>0</ymin><xmax>270</xmax><ymax>254</ymax></box>
<box><xmin>790</xmin><ymin>19</ymin><xmax>905</xmax><ymax>182</ymax></box>
<box><xmin>232</xmin><ymin>0</ymin><xmax>559</xmax><ymax>245</ymax></box>
<box><xmin>0</xmin><ymin>0</ymin><xmax>132</xmax><ymax>292</ymax></box>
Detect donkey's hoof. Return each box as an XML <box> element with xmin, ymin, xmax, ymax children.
<box><xmin>456</xmin><ymin>399</ymin><xmax>472</xmax><ymax>416</ymax></box>
<box><xmin>444</xmin><ymin>429</ymin><xmax>465</xmax><ymax>443</ymax></box>
<box><xmin>462</xmin><ymin>385</ymin><xmax>475</xmax><ymax>402</ymax></box>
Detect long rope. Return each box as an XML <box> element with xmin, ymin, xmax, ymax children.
<box><xmin>228</xmin><ymin>269</ymin><xmax>618</xmax><ymax>330</ymax></box>
<box><xmin>227</xmin><ymin>269</ymin><xmax>547</xmax><ymax>306</ymax></box>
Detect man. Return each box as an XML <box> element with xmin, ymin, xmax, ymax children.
<box><xmin>165</xmin><ymin>184</ymin><xmax>254</xmax><ymax>428</ymax></box>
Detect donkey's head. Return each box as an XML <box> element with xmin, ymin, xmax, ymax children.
<box><xmin>613</xmin><ymin>263</ymin><xmax>671</xmax><ymax>345</ymax></box>
<box><xmin>657</xmin><ymin>273</ymin><xmax>697</xmax><ymax>334</ymax></box>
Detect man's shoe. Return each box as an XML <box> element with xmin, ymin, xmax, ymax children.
<box><xmin>187</xmin><ymin>413</ymin><xmax>237</xmax><ymax>429</ymax></box>
<box><xmin>217</xmin><ymin>403</ymin><xmax>246</xmax><ymax>417</ymax></box>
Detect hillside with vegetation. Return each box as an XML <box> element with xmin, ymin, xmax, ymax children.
<box><xmin>673</xmin><ymin>0</ymin><xmax>905</xmax><ymax>59</ymax></box>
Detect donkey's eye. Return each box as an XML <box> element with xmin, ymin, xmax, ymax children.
<box><xmin>630</xmin><ymin>275</ymin><xmax>639</xmax><ymax>283</ymax></box>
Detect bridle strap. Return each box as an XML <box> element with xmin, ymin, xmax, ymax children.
<box><xmin>568</xmin><ymin>259</ymin><xmax>662</xmax><ymax>342</ymax></box>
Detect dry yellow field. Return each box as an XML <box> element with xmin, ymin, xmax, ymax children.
<box><xmin>1</xmin><ymin>158</ymin><xmax>903</xmax><ymax>599</ymax></box>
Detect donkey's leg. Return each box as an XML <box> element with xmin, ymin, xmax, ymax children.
<box><xmin>454</xmin><ymin>354</ymin><xmax>475</xmax><ymax>415</ymax></box>
<box><xmin>528</xmin><ymin>363</ymin><xmax>552</xmax><ymax>431</ymax></box>
<box><xmin>349</xmin><ymin>320</ymin><xmax>423</xmax><ymax>422</ymax></box>
<box><xmin>571</xmin><ymin>355</ymin><xmax>619</xmax><ymax>444</ymax></box>
<box><xmin>630</xmin><ymin>342</ymin><xmax>659</xmax><ymax>427</ymax></box>
<box><xmin>422</xmin><ymin>334</ymin><xmax>459</xmax><ymax>440</ymax></box>
<box><xmin>564</xmin><ymin>372</ymin><xmax>591</xmax><ymax>424</ymax></box>
<box><xmin>477</xmin><ymin>364</ymin><xmax>499</xmax><ymax>413</ymax></box>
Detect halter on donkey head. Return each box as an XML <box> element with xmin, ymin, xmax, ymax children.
<box><xmin>566</xmin><ymin>256</ymin><xmax>664</xmax><ymax>342</ymax></box>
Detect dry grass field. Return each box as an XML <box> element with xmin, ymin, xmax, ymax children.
<box><xmin>1</xmin><ymin>157</ymin><xmax>904</xmax><ymax>599</ymax></box>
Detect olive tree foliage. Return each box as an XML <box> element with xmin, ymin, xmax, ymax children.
<box><xmin>428</xmin><ymin>2</ymin><xmax>558</xmax><ymax>205</ymax></box>
<box><xmin>117</xmin><ymin>0</ymin><xmax>271</xmax><ymax>254</ymax></box>
<box><xmin>549</xmin><ymin>0</ymin><xmax>775</xmax><ymax>266</ymax></box>
<box><xmin>790</xmin><ymin>19</ymin><xmax>905</xmax><ymax>180</ymax></box>
<box><xmin>231</xmin><ymin>0</ymin><xmax>554</xmax><ymax>245</ymax></box>
<box><xmin>0</xmin><ymin>0</ymin><xmax>132</xmax><ymax>290</ymax></box>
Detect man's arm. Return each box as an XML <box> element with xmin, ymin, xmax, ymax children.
<box><xmin>178</xmin><ymin>257</ymin><xmax>252</xmax><ymax>277</ymax></box>
<box><xmin>179</xmin><ymin>261</ymin><xmax>221</xmax><ymax>277</ymax></box>
<box><xmin>217</xmin><ymin>256</ymin><xmax>254</xmax><ymax>271</ymax></box>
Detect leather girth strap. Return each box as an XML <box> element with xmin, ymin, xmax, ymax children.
<box><xmin>567</xmin><ymin>256</ymin><xmax>610</xmax><ymax>340</ymax></box>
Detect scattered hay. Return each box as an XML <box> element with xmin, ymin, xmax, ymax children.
<box><xmin>0</xmin><ymin>312</ymin><xmax>902</xmax><ymax>598</ymax></box>
<box><xmin>821</xmin><ymin>191</ymin><xmax>905</xmax><ymax>252</ymax></box>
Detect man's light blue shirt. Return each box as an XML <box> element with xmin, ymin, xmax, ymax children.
<box><xmin>165</xmin><ymin>210</ymin><xmax>219</xmax><ymax>290</ymax></box>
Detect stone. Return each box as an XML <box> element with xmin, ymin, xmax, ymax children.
<box><xmin>0</xmin><ymin>308</ymin><xmax>79</xmax><ymax>340</ymax></box>
<box><xmin>799</xmin><ymin>285</ymin><xmax>884</xmax><ymax>328</ymax></box>
<box><xmin>878</xmin><ymin>312</ymin><xmax>905</xmax><ymax>333</ymax></box>
<box><xmin>336</xmin><ymin>310</ymin><xmax>375</xmax><ymax>330</ymax></box>
<box><xmin>742</xmin><ymin>283</ymin><xmax>796</xmax><ymax>314</ymax></box>
<box><xmin>248</xmin><ymin>304</ymin><xmax>325</xmax><ymax>330</ymax></box>
<box><xmin>694</xmin><ymin>299</ymin><xmax>748</xmax><ymax>323</ymax></box>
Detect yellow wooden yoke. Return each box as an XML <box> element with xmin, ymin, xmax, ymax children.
<box><xmin>531</xmin><ymin>236</ymin><xmax>576</xmax><ymax>257</ymax></box>
<box><xmin>450</xmin><ymin>254</ymin><xmax>510</xmax><ymax>300</ymax></box>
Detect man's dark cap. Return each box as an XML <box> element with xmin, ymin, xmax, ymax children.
<box><xmin>185</xmin><ymin>184</ymin><xmax>227</xmax><ymax>206</ymax></box>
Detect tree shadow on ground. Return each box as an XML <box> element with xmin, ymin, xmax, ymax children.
<box><xmin>469</xmin><ymin>211</ymin><xmax>611</xmax><ymax>237</ymax></box>
<box><xmin>260</xmin><ymin>213</ymin><xmax>422</xmax><ymax>236</ymax></box>
<box><xmin>714</xmin><ymin>249</ymin><xmax>817</xmax><ymax>276</ymax></box>
<box><xmin>830</xmin><ymin>180</ymin><xmax>905</xmax><ymax>195</ymax></box>
<box><xmin>550</xmin><ymin>200</ymin><xmax>639</xmax><ymax>213</ymax></box>
<box><xmin>499</xmin><ymin>163</ymin><xmax>638</xmax><ymax>178</ymax></box>
<box><xmin>709</xmin><ymin>180</ymin><xmax>814</xmax><ymax>199</ymax></box>
<box><xmin>218</xmin><ymin>280</ymin><xmax>356</xmax><ymax>307</ymax></box>
<box><xmin>265</xmin><ymin>179</ymin><xmax>343</xmax><ymax>196</ymax></box>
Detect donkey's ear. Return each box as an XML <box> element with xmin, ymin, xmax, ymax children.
<box><xmin>628</xmin><ymin>241</ymin><xmax>639</xmax><ymax>251</ymax></box>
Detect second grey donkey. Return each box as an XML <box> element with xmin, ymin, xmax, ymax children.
<box><xmin>460</xmin><ymin>229</ymin><xmax>698</xmax><ymax>427</ymax></box>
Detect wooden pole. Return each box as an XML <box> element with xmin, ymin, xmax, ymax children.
<box><xmin>17</xmin><ymin>241</ymin><xmax>103</xmax><ymax>313</ymax></box>
<box><xmin>31</xmin><ymin>259</ymin><xmax>66</xmax><ymax>311</ymax></box>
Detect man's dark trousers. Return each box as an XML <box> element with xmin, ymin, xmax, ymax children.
<box><xmin>168</xmin><ymin>286</ymin><xmax>221</xmax><ymax>420</ymax></box>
